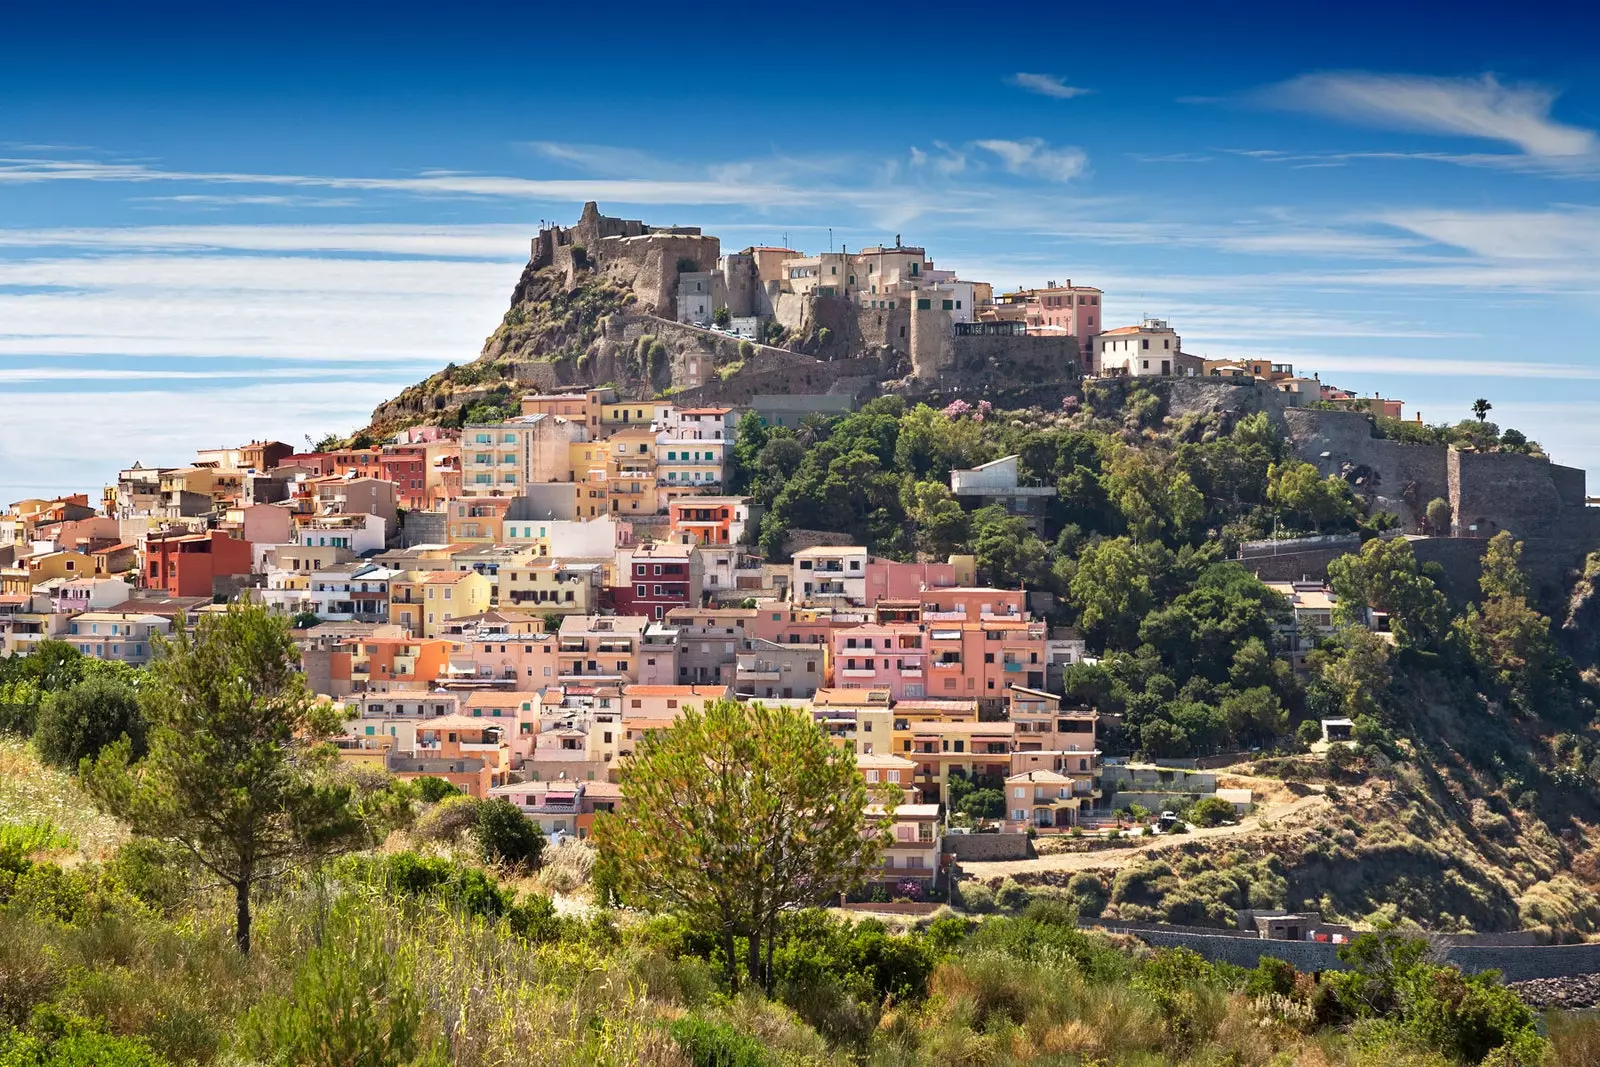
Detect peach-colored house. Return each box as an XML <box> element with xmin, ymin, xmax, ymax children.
<box><xmin>831</xmin><ymin>623</ymin><xmax>927</xmax><ymax>700</ymax></box>
<box><xmin>622</xmin><ymin>683</ymin><xmax>733</xmax><ymax>722</ymax></box>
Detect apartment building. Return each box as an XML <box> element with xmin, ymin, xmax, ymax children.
<box><xmin>144</xmin><ymin>528</ymin><xmax>253</xmax><ymax>598</ymax></box>
<box><xmin>342</xmin><ymin>636</ymin><xmax>452</xmax><ymax>691</ymax></box>
<box><xmin>667</xmin><ymin>496</ymin><xmax>750</xmax><ymax>546</ymax></box>
<box><xmin>418</xmin><ymin>570</ymin><xmax>493</xmax><ymax>638</ymax></box>
<box><xmin>612</xmin><ymin>541</ymin><xmax>701</xmax><ymax>620</ymax></box>
<box><xmin>63</xmin><ymin>611</ymin><xmax>172</xmax><ymax>665</ymax></box>
<box><xmin>557</xmin><ymin>615</ymin><xmax>647</xmax><ymax>685</ymax></box>
<box><xmin>293</xmin><ymin>513</ymin><xmax>386</xmax><ymax>555</ymax></box>
<box><xmin>831</xmin><ymin>623</ymin><xmax>927</xmax><ymax>700</ymax></box>
<box><xmin>792</xmin><ymin>546</ymin><xmax>869</xmax><ymax>605</ymax></box>
<box><xmin>665</xmin><ymin>606</ymin><xmax>754</xmax><ymax>685</ymax></box>
<box><xmin>497</xmin><ymin>559</ymin><xmax>601</xmax><ymax>615</ymax></box>
<box><xmin>1006</xmin><ymin>686</ymin><xmax>1100</xmax><ymax>778</ymax></box>
<box><xmin>461</xmin><ymin>414</ymin><xmax>585</xmax><ymax>496</ymax></box>
<box><xmin>735</xmin><ymin>638</ymin><xmax>826</xmax><ymax>700</ymax></box>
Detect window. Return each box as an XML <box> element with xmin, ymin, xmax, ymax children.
<box><xmin>636</xmin><ymin>584</ymin><xmax>647</xmax><ymax>596</ymax></box>
<box><xmin>1142</xmin><ymin>339</ymin><xmax>1150</xmax><ymax>349</ymax></box>
<box><xmin>941</xmin><ymin>299</ymin><xmax>953</xmax><ymax>311</ymax></box>
<box><xmin>917</xmin><ymin>299</ymin><xmax>930</xmax><ymax>310</ymax></box>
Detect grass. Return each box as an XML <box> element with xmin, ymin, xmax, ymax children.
<box><xmin>0</xmin><ymin>737</ymin><xmax>125</xmax><ymax>861</ymax></box>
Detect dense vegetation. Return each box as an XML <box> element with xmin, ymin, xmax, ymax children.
<box><xmin>728</xmin><ymin>391</ymin><xmax>1592</xmax><ymax>762</ymax></box>
<box><xmin>3</xmin><ymin>736</ymin><xmax>1592</xmax><ymax>1067</ymax></box>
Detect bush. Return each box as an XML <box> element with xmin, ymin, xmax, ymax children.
<box><xmin>1296</xmin><ymin>719</ymin><xmax>1322</xmax><ymax>746</ymax></box>
<box><xmin>472</xmin><ymin>798</ymin><xmax>545</xmax><ymax>869</ymax></box>
<box><xmin>737</xmin><ymin>340</ymin><xmax>754</xmax><ymax>360</ymax></box>
<box><xmin>412</xmin><ymin>777</ymin><xmax>462</xmax><ymax>803</ymax></box>
<box><xmin>994</xmin><ymin>879</ymin><xmax>1029</xmax><ymax>911</ymax></box>
<box><xmin>0</xmin><ymin>1014</ymin><xmax>170</xmax><ymax>1066</ymax></box>
<box><xmin>238</xmin><ymin>916</ymin><xmax>443</xmax><ymax>1067</ymax></box>
<box><xmin>412</xmin><ymin>794</ymin><xmax>481</xmax><ymax>844</ymax></box>
<box><xmin>1188</xmin><ymin>797</ymin><xmax>1236</xmax><ymax>828</ymax></box>
<box><xmin>957</xmin><ymin>881</ymin><xmax>995</xmax><ymax>914</ymax></box>
<box><xmin>35</xmin><ymin>677</ymin><xmax>146</xmax><ymax>771</ymax></box>
<box><xmin>103</xmin><ymin>839</ymin><xmax>191</xmax><ymax>914</ymax></box>
<box><xmin>1066</xmin><ymin>872</ymin><xmax>1108</xmax><ymax>917</ymax></box>
<box><xmin>669</xmin><ymin>1016</ymin><xmax>770</xmax><ymax>1067</ymax></box>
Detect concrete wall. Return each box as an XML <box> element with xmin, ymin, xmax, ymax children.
<box><xmin>399</xmin><ymin>511</ymin><xmax>447</xmax><ymax>548</ymax></box>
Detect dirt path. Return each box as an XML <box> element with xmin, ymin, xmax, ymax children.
<box><xmin>959</xmin><ymin>787</ymin><xmax>1329</xmax><ymax>878</ymax></box>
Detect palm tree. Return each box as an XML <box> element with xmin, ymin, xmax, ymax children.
<box><xmin>1472</xmin><ymin>398</ymin><xmax>1492</xmax><ymax>423</ymax></box>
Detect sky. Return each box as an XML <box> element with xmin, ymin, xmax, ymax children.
<box><xmin>5</xmin><ymin>1</ymin><xmax>1600</xmax><ymax>500</ymax></box>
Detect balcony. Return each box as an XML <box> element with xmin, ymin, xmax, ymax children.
<box><xmin>840</xmin><ymin>668</ymin><xmax>877</xmax><ymax>679</ymax></box>
<box><xmin>739</xmin><ymin>668</ymin><xmax>781</xmax><ymax>682</ymax></box>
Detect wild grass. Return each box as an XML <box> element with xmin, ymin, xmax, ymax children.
<box><xmin>0</xmin><ymin>737</ymin><xmax>126</xmax><ymax>861</ymax></box>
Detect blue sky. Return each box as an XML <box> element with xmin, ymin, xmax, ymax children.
<box><xmin>5</xmin><ymin>1</ymin><xmax>1600</xmax><ymax>500</ymax></box>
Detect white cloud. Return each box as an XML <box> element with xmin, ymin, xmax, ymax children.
<box><xmin>0</xmin><ymin>384</ymin><xmax>391</xmax><ymax>500</ymax></box>
<box><xmin>1007</xmin><ymin>73</ymin><xmax>1091</xmax><ymax>100</ymax></box>
<box><xmin>1263</xmin><ymin>72</ymin><xmax>1597</xmax><ymax>157</ymax></box>
<box><xmin>974</xmin><ymin>139</ymin><xmax>1088</xmax><ymax>183</ymax></box>
<box><xmin>1376</xmin><ymin>207</ymin><xmax>1600</xmax><ymax>263</ymax></box>
<box><xmin>0</xmin><ymin>223</ymin><xmax>533</xmax><ymax>259</ymax></box>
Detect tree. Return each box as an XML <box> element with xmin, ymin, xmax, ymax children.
<box><xmin>85</xmin><ymin>603</ymin><xmax>360</xmax><ymax>953</ymax></box>
<box><xmin>290</xmin><ymin>611</ymin><xmax>321</xmax><ymax>630</ymax></box>
<box><xmin>0</xmin><ymin>639</ymin><xmax>86</xmax><ymax>735</ymax></box>
<box><xmin>1425</xmin><ymin>497</ymin><xmax>1453</xmax><ymax>536</ymax></box>
<box><xmin>1068</xmin><ymin>536</ymin><xmax>1166</xmax><ymax>649</ymax></box>
<box><xmin>592</xmin><ymin>699</ymin><xmax>890</xmax><ymax>990</ymax></box>
<box><xmin>1472</xmin><ymin>398</ymin><xmax>1493</xmax><ymax>423</ymax></box>
<box><xmin>712</xmin><ymin>305</ymin><xmax>731</xmax><ymax>328</ymax></box>
<box><xmin>35</xmin><ymin>675</ymin><xmax>146</xmax><ymax>770</ymax></box>
<box><xmin>1463</xmin><ymin>532</ymin><xmax>1562</xmax><ymax>709</ymax></box>
<box><xmin>1267</xmin><ymin>460</ymin><xmax>1357</xmax><ymax>531</ymax></box>
<box><xmin>1327</xmin><ymin>536</ymin><xmax>1450</xmax><ymax>651</ymax></box>
<box><xmin>473</xmin><ymin>797</ymin><xmax>545</xmax><ymax>868</ymax></box>
<box><xmin>958</xmin><ymin>788</ymin><xmax>1005</xmax><ymax>821</ymax></box>
<box><xmin>1308</xmin><ymin>626</ymin><xmax>1393</xmax><ymax>721</ymax></box>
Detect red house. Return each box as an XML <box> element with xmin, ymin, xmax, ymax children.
<box><xmin>608</xmin><ymin>542</ymin><xmax>702</xmax><ymax>620</ymax></box>
<box><xmin>378</xmin><ymin>446</ymin><xmax>429</xmax><ymax>511</ymax></box>
<box><xmin>143</xmin><ymin>529</ymin><xmax>254</xmax><ymax>599</ymax></box>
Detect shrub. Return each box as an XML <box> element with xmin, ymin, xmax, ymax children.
<box><xmin>0</xmin><ymin>1014</ymin><xmax>170</xmax><ymax>1066</ymax></box>
<box><xmin>104</xmin><ymin>839</ymin><xmax>191</xmax><ymax>914</ymax></box>
<box><xmin>238</xmin><ymin>916</ymin><xmax>443</xmax><ymax>1067</ymax></box>
<box><xmin>472</xmin><ymin>798</ymin><xmax>545</xmax><ymax>869</ymax></box>
<box><xmin>994</xmin><ymin>879</ymin><xmax>1029</xmax><ymax>911</ymax></box>
<box><xmin>411</xmin><ymin>794</ymin><xmax>480</xmax><ymax>844</ymax></box>
<box><xmin>35</xmin><ymin>678</ymin><xmax>145</xmax><ymax>771</ymax></box>
<box><xmin>1296</xmin><ymin>719</ymin><xmax>1322</xmax><ymax>746</ymax></box>
<box><xmin>1066</xmin><ymin>872</ymin><xmax>1108</xmax><ymax>917</ymax></box>
<box><xmin>737</xmin><ymin>340</ymin><xmax>754</xmax><ymax>360</ymax></box>
<box><xmin>1188</xmin><ymin>797</ymin><xmax>1236</xmax><ymax>828</ymax></box>
<box><xmin>669</xmin><ymin>1016</ymin><xmax>770</xmax><ymax>1067</ymax></box>
<box><xmin>957</xmin><ymin>881</ymin><xmax>995</xmax><ymax>914</ymax></box>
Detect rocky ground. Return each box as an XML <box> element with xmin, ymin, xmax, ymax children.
<box><xmin>1508</xmin><ymin>973</ymin><xmax>1600</xmax><ymax>1009</ymax></box>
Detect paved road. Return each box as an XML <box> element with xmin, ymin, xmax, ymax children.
<box><xmin>959</xmin><ymin>789</ymin><xmax>1330</xmax><ymax>878</ymax></box>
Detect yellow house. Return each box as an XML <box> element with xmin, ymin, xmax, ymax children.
<box><xmin>599</xmin><ymin>400</ymin><xmax>669</xmax><ymax>432</ymax></box>
<box><xmin>23</xmin><ymin>550</ymin><xmax>97</xmax><ymax>587</ymax></box>
<box><xmin>606</xmin><ymin>428</ymin><xmax>660</xmax><ymax>515</ymax></box>
<box><xmin>891</xmin><ymin>699</ymin><xmax>1012</xmax><ymax>804</ymax></box>
<box><xmin>419</xmin><ymin>570</ymin><xmax>492</xmax><ymax>638</ymax></box>
<box><xmin>497</xmin><ymin>559</ymin><xmax>599</xmax><ymax>616</ymax></box>
<box><xmin>387</xmin><ymin>570</ymin><xmax>431</xmax><ymax>635</ymax></box>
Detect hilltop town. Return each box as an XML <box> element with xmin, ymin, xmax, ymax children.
<box><xmin>9</xmin><ymin>202</ymin><xmax>1600</xmax><ymax>1066</ymax></box>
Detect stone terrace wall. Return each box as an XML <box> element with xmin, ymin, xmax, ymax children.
<box><xmin>1089</xmin><ymin>924</ymin><xmax>1600</xmax><ymax>980</ymax></box>
<box><xmin>1284</xmin><ymin>409</ymin><xmax>1450</xmax><ymax>528</ymax></box>
<box><xmin>944</xmin><ymin>834</ymin><xmax>1034</xmax><ymax>861</ymax></box>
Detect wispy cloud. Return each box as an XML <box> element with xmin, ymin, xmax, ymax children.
<box><xmin>129</xmin><ymin>193</ymin><xmax>361</xmax><ymax>208</ymax></box>
<box><xmin>1007</xmin><ymin>73</ymin><xmax>1091</xmax><ymax>100</ymax></box>
<box><xmin>974</xmin><ymin>139</ymin><xmax>1088</xmax><ymax>183</ymax></box>
<box><xmin>1261</xmin><ymin>72</ymin><xmax>1597</xmax><ymax>158</ymax></box>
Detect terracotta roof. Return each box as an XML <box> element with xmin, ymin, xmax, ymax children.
<box><xmin>623</xmin><ymin>685</ymin><xmax>730</xmax><ymax>698</ymax></box>
<box><xmin>417</xmin><ymin>714</ymin><xmax>512</xmax><ymax>730</ymax></box>
<box><xmin>464</xmin><ymin>691</ymin><xmax>536</xmax><ymax>709</ymax></box>
<box><xmin>424</xmin><ymin>570</ymin><xmax>476</xmax><ymax>584</ymax></box>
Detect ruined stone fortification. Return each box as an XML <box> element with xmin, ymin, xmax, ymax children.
<box><xmin>532</xmin><ymin>201</ymin><xmax>720</xmax><ymax>316</ymax></box>
<box><xmin>1165</xmin><ymin>378</ymin><xmax>1600</xmax><ymax>606</ymax></box>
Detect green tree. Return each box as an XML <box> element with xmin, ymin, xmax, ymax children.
<box><xmin>35</xmin><ymin>675</ymin><xmax>146</xmax><ymax>770</ymax></box>
<box><xmin>712</xmin><ymin>305</ymin><xmax>731</xmax><ymax>328</ymax></box>
<box><xmin>1425</xmin><ymin>496</ymin><xmax>1453</xmax><ymax>536</ymax></box>
<box><xmin>900</xmin><ymin>480</ymin><xmax>970</xmax><ymax>559</ymax></box>
<box><xmin>1068</xmin><ymin>536</ymin><xmax>1166</xmax><ymax>649</ymax></box>
<box><xmin>1472</xmin><ymin>398</ymin><xmax>1493</xmax><ymax>423</ymax></box>
<box><xmin>1267</xmin><ymin>460</ymin><xmax>1356</xmax><ymax>530</ymax></box>
<box><xmin>0</xmin><ymin>639</ymin><xmax>86</xmax><ymax>735</ymax></box>
<box><xmin>1327</xmin><ymin>536</ymin><xmax>1450</xmax><ymax>650</ymax></box>
<box><xmin>85</xmin><ymin>603</ymin><xmax>360</xmax><ymax>953</ymax></box>
<box><xmin>958</xmin><ymin>788</ymin><xmax>1005</xmax><ymax>820</ymax></box>
<box><xmin>473</xmin><ymin>797</ymin><xmax>545</xmax><ymax>868</ymax></box>
<box><xmin>592</xmin><ymin>699</ymin><xmax>890</xmax><ymax>990</ymax></box>
<box><xmin>1307</xmin><ymin>626</ymin><xmax>1393</xmax><ymax>720</ymax></box>
<box><xmin>1462</xmin><ymin>532</ymin><xmax>1562</xmax><ymax>708</ymax></box>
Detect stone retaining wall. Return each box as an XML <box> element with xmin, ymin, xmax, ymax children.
<box><xmin>943</xmin><ymin>834</ymin><xmax>1034</xmax><ymax>861</ymax></box>
<box><xmin>1090</xmin><ymin>923</ymin><xmax>1600</xmax><ymax>980</ymax></box>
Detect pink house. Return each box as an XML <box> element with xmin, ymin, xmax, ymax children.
<box><xmin>831</xmin><ymin>623</ymin><xmax>927</xmax><ymax>701</ymax></box>
<box><xmin>863</xmin><ymin>558</ymin><xmax>959</xmax><ymax>605</ymax></box>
